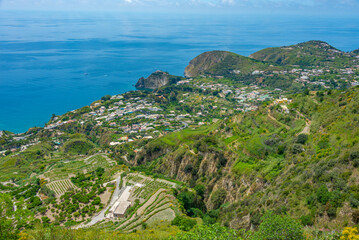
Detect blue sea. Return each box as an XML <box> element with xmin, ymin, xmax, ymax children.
<box><xmin>1</xmin><ymin>11</ymin><xmax>359</xmax><ymax>133</ymax></box>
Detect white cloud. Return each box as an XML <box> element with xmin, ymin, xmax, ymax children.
<box><xmin>221</xmin><ymin>0</ymin><xmax>235</xmax><ymax>5</ymax></box>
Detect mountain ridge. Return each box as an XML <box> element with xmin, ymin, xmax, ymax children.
<box><xmin>184</xmin><ymin>40</ymin><xmax>358</xmax><ymax>80</ymax></box>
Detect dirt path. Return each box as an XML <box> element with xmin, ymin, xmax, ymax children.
<box><xmin>295</xmin><ymin>110</ymin><xmax>311</xmax><ymax>135</ymax></box>
<box><xmin>299</xmin><ymin>119</ymin><xmax>311</xmax><ymax>135</ymax></box>
<box><xmin>267</xmin><ymin>108</ymin><xmax>290</xmax><ymax>130</ymax></box>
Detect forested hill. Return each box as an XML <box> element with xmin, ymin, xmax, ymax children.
<box><xmin>249</xmin><ymin>40</ymin><xmax>356</xmax><ymax>67</ymax></box>
<box><xmin>184</xmin><ymin>50</ymin><xmax>273</xmax><ymax>78</ymax></box>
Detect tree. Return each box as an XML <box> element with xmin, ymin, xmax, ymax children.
<box><xmin>91</xmin><ymin>197</ymin><xmax>101</xmax><ymax>205</ymax></box>
<box><xmin>101</xmin><ymin>95</ymin><xmax>111</xmax><ymax>101</ymax></box>
<box><xmin>177</xmin><ymin>190</ymin><xmax>195</xmax><ymax>211</ymax></box>
<box><xmin>210</xmin><ymin>188</ymin><xmax>226</xmax><ymax>209</ymax></box>
<box><xmin>41</xmin><ymin>216</ymin><xmax>51</xmax><ymax>227</ymax></box>
<box><xmin>252</xmin><ymin>212</ymin><xmax>304</xmax><ymax>240</ymax></box>
<box><xmin>194</xmin><ymin>184</ymin><xmax>206</xmax><ymax>198</ymax></box>
<box><xmin>296</xmin><ymin>134</ymin><xmax>308</xmax><ymax>144</ymax></box>
<box><xmin>291</xmin><ymin>144</ymin><xmax>304</xmax><ymax>154</ymax></box>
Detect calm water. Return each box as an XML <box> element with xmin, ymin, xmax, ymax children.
<box><xmin>1</xmin><ymin>11</ymin><xmax>359</xmax><ymax>133</ymax></box>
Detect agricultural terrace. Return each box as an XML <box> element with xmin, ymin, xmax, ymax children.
<box><xmin>40</xmin><ymin>167</ymin><xmax>112</xmax><ymax>227</ymax></box>
<box><xmin>43</xmin><ymin>154</ymin><xmax>116</xmax><ymax>181</ymax></box>
<box><xmin>46</xmin><ymin>179</ymin><xmax>77</xmax><ymax>196</ymax></box>
<box><xmin>95</xmin><ymin>172</ymin><xmax>180</xmax><ymax>232</ymax></box>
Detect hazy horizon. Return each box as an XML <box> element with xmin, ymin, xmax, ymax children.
<box><xmin>1</xmin><ymin>0</ymin><xmax>359</xmax><ymax>14</ymax></box>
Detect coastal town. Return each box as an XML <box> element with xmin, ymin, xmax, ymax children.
<box><xmin>1</xmin><ymin>61</ymin><xmax>359</xmax><ymax>156</ymax></box>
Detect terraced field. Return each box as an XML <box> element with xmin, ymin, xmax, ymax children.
<box><xmin>133</xmin><ymin>180</ymin><xmax>173</xmax><ymax>199</ymax></box>
<box><xmin>44</xmin><ymin>154</ymin><xmax>116</xmax><ymax>181</ymax></box>
<box><xmin>116</xmin><ymin>189</ymin><xmax>178</xmax><ymax>232</ymax></box>
<box><xmin>46</xmin><ymin>179</ymin><xmax>77</xmax><ymax>196</ymax></box>
<box><xmin>90</xmin><ymin>172</ymin><xmax>180</xmax><ymax>231</ymax></box>
<box><xmin>126</xmin><ymin>174</ymin><xmax>144</xmax><ymax>183</ymax></box>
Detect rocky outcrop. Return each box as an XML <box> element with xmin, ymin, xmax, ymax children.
<box><xmin>135</xmin><ymin>70</ymin><xmax>171</xmax><ymax>89</ymax></box>
<box><xmin>184</xmin><ymin>51</ymin><xmax>231</xmax><ymax>78</ymax></box>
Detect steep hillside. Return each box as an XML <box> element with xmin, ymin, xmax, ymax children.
<box><xmin>184</xmin><ymin>51</ymin><xmax>271</xmax><ymax>78</ymax></box>
<box><xmin>127</xmin><ymin>86</ymin><xmax>359</xmax><ymax>230</ymax></box>
<box><xmin>353</xmin><ymin>49</ymin><xmax>359</xmax><ymax>55</ymax></box>
<box><xmin>249</xmin><ymin>40</ymin><xmax>355</xmax><ymax>68</ymax></box>
<box><xmin>135</xmin><ymin>70</ymin><xmax>182</xmax><ymax>89</ymax></box>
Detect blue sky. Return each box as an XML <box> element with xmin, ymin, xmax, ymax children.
<box><xmin>1</xmin><ymin>0</ymin><xmax>359</xmax><ymax>13</ymax></box>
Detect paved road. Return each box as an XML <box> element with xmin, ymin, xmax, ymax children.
<box><xmin>179</xmin><ymin>121</ymin><xmax>189</xmax><ymax>130</ymax></box>
<box><xmin>75</xmin><ymin>175</ymin><xmax>121</xmax><ymax>229</ymax></box>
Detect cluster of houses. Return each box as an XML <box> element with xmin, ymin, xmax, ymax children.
<box><xmin>246</xmin><ymin>65</ymin><xmax>359</xmax><ymax>89</ymax></box>
<box><xmin>0</xmin><ymin>137</ymin><xmax>40</xmax><ymax>155</ymax></box>
<box><xmin>45</xmin><ymin>119</ymin><xmax>77</xmax><ymax>130</ymax></box>
<box><xmin>190</xmin><ymin>81</ymin><xmax>274</xmax><ymax>112</ymax></box>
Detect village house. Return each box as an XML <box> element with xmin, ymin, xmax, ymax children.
<box><xmin>108</xmin><ymin>186</ymin><xmax>132</xmax><ymax>218</ymax></box>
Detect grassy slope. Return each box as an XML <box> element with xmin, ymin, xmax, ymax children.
<box><xmin>185</xmin><ymin>51</ymin><xmax>278</xmax><ymax>77</ymax></box>
<box><xmin>205</xmin><ymin>52</ymin><xmax>271</xmax><ymax>75</ymax></box>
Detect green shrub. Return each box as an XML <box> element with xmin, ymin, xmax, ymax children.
<box><xmin>252</xmin><ymin>212</ymin><xmax>304</xmax><ymax>240</ymax></box>
<box><xmin>171</xmin><ymin>215</ymin><xmax>197</xmax><ymax>231</ymax></box>
<box><xmin>316</xmin><ymin>185</ymin><xmax>331</xmax><ymax>205</ymax></box>
<box><xmin>349</xmin><ymin>196</ymin><xmax>359</xmax><ymax>208</ymax></box>
<box><xmin>291</xmin><ymin>144</ymin><xmax>304</xmax><ymax>154</ymax></box>
<box><xmin>300</xmin><ymin>215</ymin><xmax>314</xmax><ymax>226</ymax></box>
<box><xmin>327</xmin><ymin>206</ymin><xmax>337</xmax><ymax>219</ymax></box>
<box><xmin>210</xmin><ymin>188</ymin><xmax>227</xmax><ymax>209</ymax></box>
<box><xmin>173</xmin><ymin>223</ymin><xmax>239</xmax><ymax>240</ymax></box>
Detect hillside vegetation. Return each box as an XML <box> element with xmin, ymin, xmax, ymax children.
<box><xmin>184</xmin><ymin>51</ymin><xmax>274</xmax><ymax>77</ymax></box>
<box><xmin>249</xmin><ymin>40</ymin><xmax>356</xmax><ymax>68</ymax></box>
<box><xmin>127</xmin><ymin>86</ymin><xmax>359</xmax><ymax>231</ymax></box>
